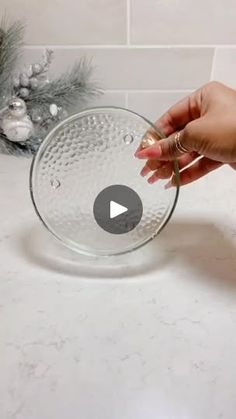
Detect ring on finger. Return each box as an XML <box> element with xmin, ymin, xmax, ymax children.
<box><xmin>174</xmin><ymin>131</ymin><xmax>189</xmax><ymax>154</ymax></box>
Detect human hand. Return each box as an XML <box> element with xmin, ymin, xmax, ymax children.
<box><xmin>135</xmin><ymin>81</ymin><xmax>236</xmax><ymax>187</ymax></box>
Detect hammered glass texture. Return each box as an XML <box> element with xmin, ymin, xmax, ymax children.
<box><xmin>30</xmin><ymin>108</ymin><xmax>179</xmax><ymax>256</ymax></box>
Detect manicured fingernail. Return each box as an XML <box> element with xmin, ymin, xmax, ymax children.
<box><xmin>164</xmin><ymin>181</ymin><xmax>172</xmax><ymax>189</ymax></box>
<box><xmin>135</xmin><ymin>144</ymin><xmax>162</xmax><ymax>159</ymax></box>
<box><xmin>148</xmin><ymin>175</ymin><xmax>159</xmax><ymax>184</ymax></box>
<box><xmin>140</xmin><ymin>165</ymin><xmax>150</xmax><ymax>177</ymax></box>
<box><xmin>134</xmin><ymin>148</ymin><xmax>141</xmax><ymax>157</ymax></box>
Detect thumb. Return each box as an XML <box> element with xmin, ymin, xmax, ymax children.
<box><xmin>136</xmin><ymin>120</ymin><xmax>200</xmax><ymax>161</ymax></box>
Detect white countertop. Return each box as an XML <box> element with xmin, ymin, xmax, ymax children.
<box><xmin>1</xmin><ymin>154</ymin><xmax>236</xmax><ymax>419</ymax></box>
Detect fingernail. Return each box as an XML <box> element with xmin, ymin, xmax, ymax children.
<box><xmin>140</xmin><ymin>166</ymin><xmax>150</xmax><ymax>177</ymax></box>
<box><xmin>148</xmin><ymin>175</ymin><xmax>159</xmax><ymax>184</ymax></box>
<box><xmin>135</xmin><ymin>144</ymin><xmax>162</xmax><ymax>159</ymax></box>
<box><xmin>164</xmin><ymin>181</ymin><xmax>172</xmax><ymax>189</ymax></box>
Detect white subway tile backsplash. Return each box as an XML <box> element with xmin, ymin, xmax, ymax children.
<box><xmin>211</xmin><ymin>48</ymin><xmax>236</xmax><ymax>88</ymax></box>
<box><xmin>4</xmin><ymin>0</ymin><xmax>235</xmax><ymax>106</ymax></box>
<box><xmin>90</xmin><ymin>91</ymin><xmax>126</xmax><ymax>108</ymax></box>
<box><xmin>19</xmin><ymin>49</ymin><xmax>126</xmax><ymax>109</ymax></box>
<box><xmin>23</xmin><ymin>47</ymin><xmax>214</xmax><ymax>90</ymax></box>
<box><xmin>0</xmin><ymin>0</ymin><xmax>127</xmax><ymax>45</ymax></box>
<box><xmin>130</xmin><ymin>0</ymin><xmax>236</xmax><ymax>45</ymax></box>
<box><xmin>128</xmin><ymin>91</ymin><xmax>192</xmax><ymax>122</ymax></box>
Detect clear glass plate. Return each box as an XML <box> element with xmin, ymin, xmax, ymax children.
<box><xmin>30</xmin><ymin>107</ymin><xmax>179</xmax><ymax>256</ymax></box>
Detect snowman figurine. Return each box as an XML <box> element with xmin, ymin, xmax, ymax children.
<box><xmin>1</xmin><ymin>98</ymin><xmax>34</xmax><ymax>143</ymax></box>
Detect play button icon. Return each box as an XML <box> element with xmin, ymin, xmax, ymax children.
<box><xmin>93</xmin><ymin>185</ymin><xmax>143</xmax><ymax>234</ymax></box>
<box><xmin>110</xmin><ymin>201</ymin><xmax>128</xmax><ymax>219</ymax></box>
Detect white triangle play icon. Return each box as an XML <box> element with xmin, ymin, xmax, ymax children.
<box><xmin>110</xmin><ymin>201</ymin><xmax>128</xmax><ymax>219</ymax></box>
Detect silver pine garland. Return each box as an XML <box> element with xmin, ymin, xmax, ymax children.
<box><xmin>27</xmin><ymin>59</ymin><xmax>100</xmax><ymax>111</ymax></box>
<box><xmin>0</xmin><ymin>20</ymin><xmax>102</xmax><ymax>157</ymax></box>
<box><xmin>0</xmin><ymin>19</ymin><xmax>24</xmax><ymax>108</ymax></box>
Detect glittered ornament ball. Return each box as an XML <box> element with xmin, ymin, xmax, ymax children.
<box><xmin>8</xmin><ymin>98</ymin><xmax>27</xmax><ymax>117</ymax></box>
<box><xmin>1</xmin><ymin>98</ymin><xmax>34</xmax><ymax>143</ymax></box>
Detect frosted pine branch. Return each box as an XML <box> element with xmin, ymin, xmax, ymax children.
<box><xmin>0</xmin><ymin>19</ymin><xmax>24</xmax><ymax>108</ymax></box>
<box><xmin>26</xmin><ymin>59</ymin><xmax>101</xmax><ymax>112</ymax></box>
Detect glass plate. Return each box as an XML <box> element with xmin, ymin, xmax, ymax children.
<box><xmin>30</xmin><ymin>107</ymin><xmax>179</xmax><ymax>256</ymax></box>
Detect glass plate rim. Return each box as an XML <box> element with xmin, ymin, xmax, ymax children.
<box><xmin>29</xmin><ymin>106</ymin><xmax>180</xmax><ymax>257</ymax></box>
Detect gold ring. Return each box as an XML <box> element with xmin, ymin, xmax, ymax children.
<box><xmin>174</xmin><ymin>131</ymin><xmax>188</xmax><ymax>154</ymax></box>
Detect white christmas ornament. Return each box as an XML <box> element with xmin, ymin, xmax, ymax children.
<box><xmin>49</xmin><ymin>103</ymin><xmax>58</xmax><ymax>117</ymax></box>
<box><xmin>1</xmin><ymin>98</ymin><xmax>34</xmax><ymax>143</ymax></box>
<box><xmin>8</xmin><ymin>98</ymin><xmax>27</xmax><ymax>117</ymax></box>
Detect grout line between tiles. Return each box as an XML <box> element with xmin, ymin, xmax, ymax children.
<box><xmin>127</xmin><ymin>0</ymin><xmax>130</xmax><ymax>45</ymax></box>
<box><xmin>104</xmin><ymin>89</ymin><xmax>193</xmax><ymax>94</ymax></box>
<box><xmin>210</xmin><ymin>48</ymin><xmax>217</xmax><ymax>80</ymax></box>
<box><xmin>24</xmin><ymin>44</ymin><xmax>236</xmax><ymax>49</ymax></box>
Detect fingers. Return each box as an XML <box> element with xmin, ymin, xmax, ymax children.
<box><xmin>148</xmin><ymin>165</ymin><xmax>174</xmax><ymax>184</ymax></box>
<box><xmin>135</xmin><ymin>126</ymin><xmax>195</xmax><ymax>161</ymax></box>
<box><xmin>176</xmin><ymin>152</ymin><xmax>199</xmax><ymax>170</ymax></box>
<box><xmin>142</xmin><ymin>152</ymin><xmax>199</xmax><ymax>184</ymax></box>
<box><xmin>140</xmin><ymin>159</ymin><xmax>165</xmax><ymax>177</ymax></box>
<box><xmin>167</xmin><ymin>157</ymin><xmax>222</xmax><ymax>188</ymax></box>
<box><xmin>154</xmin><ymin>90</ymin><xmax>202</xmax><ymax>137</ymax></box>
<box><xmin>136</xmin><ymin>88</ymin><xmax>203</xmax><ymax>160</ymax></box>
<box><xmin>137</xmin><ymin>127</ymin><xmax>164</xmax><ymax>158</ymax></box>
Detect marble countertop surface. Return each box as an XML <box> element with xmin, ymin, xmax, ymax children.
<box><xmin>1</xmin><ymin>154</ymin><xmax>236</xmax><ymax>419</ymax></box>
